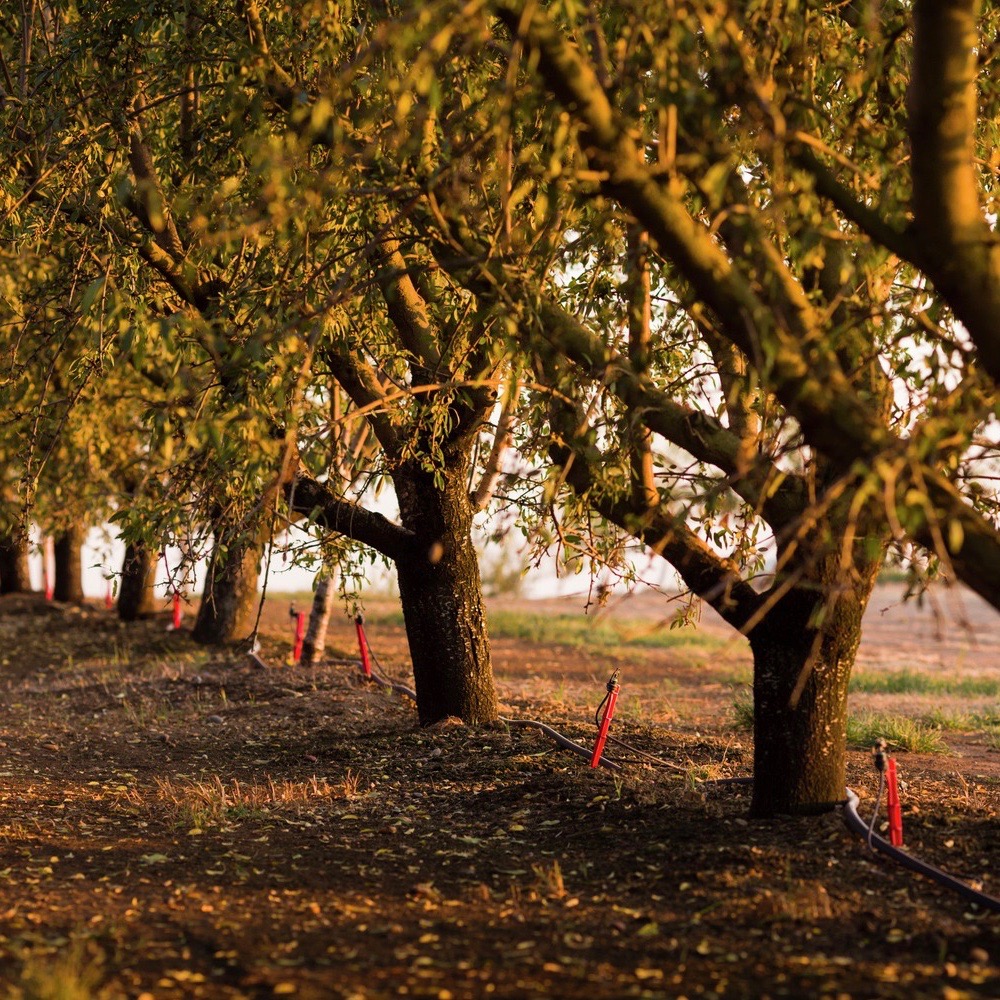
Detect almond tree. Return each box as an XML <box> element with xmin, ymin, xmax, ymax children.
<box><xmin>453</xmin><ymin>0</ymin><xmax>1000</xmax><ymax>813</ymax></box>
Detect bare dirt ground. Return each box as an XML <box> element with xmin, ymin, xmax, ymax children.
<box><xmin>0</xmin><ymin>585</ymin><xmax>996</xmax><ymax>999</ymax></box>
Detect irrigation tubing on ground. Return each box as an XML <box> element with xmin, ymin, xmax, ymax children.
<box><xmin>842</xmin><ymin>787</ymin><xmax>1000</xmax><ymax>913</ymax></box>
<box><xmin>365</xmin><ymin>642</ymin><xmax>418</xmax><ymax>701</ymax></box>
<box><xmin>338</xmin><ymin>653</ymin><xmax>418</xmax><ymax>702</ymax></box>
<box><xmin>501</xmin><ymin>717</ymin><xmax>622</xmax><ymax>771</ymax></box>
<box><xmin>701</xmin><ymin>777</ymin><xmax>1000</xmax><ymax>913</ymax></box>
<box><xmin>481</xmin><ymin>712</ymin><xmax>1000</xmax><ymax>913</ymax></box>
<box><xmin>367</xmin><ymin>665</ymin><xmax>417</xmax><ymax>702</ymax></box>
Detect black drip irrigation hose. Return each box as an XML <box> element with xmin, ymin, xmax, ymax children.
<box><xmin>247</xmin><ymin>631</ymin><xmax>417</xmax><ymax>701</ymax></box>
<box><xmin>366</xmin><ymin>663</ymin><xmax>418</xmax><ymax>702</ymax></box>
<box><xmin>704</xmin><ymin>775</ymin><xmax>1000</xmax><ymax>913</ymax></box>
<box><xmin>365</xmin><ymin>639</ymin><xmax>418</xmax><ymax>701</ymax></box>
<box><xmin>842</xmin><ymin>787</ymin><xmax>1000</xmax><ymax>913</ymax></box>
<box><xmin>500</xmin><ymin>717</ymin><xmax>622</xmax><ymax>771</ymax></box>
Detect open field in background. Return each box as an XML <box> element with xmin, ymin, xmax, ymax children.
<box><xmin>341</xmin><ymin>582</ymin><xmax>1000</xmax><ymax>759</ymax></box>
<box><xmin>0</xmin><ymin>583</ymin><xmax>996</xmax><ymax>997</ymax></box>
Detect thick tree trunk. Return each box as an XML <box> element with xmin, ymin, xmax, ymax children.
<box><xmin>0</xmin><ymin>532</ymin><xmax>31</xmax><ymax>594</ymax></box>
<box><xmin>192</xmin><ymin>519</ymin><xmax>261</xmax><ymax>645</ymax></box>
<box><xmin>53</xmin><ymin>526</ymin><xmax>85</xmax><ymax>603</ymax></box>
<box><xmin>394</xmin><ymin>460</ymin><xmax>498</xmax><ymax>726</ymax></box>
<box><xmin>118</xmin><ymin>541</ymin><xmax>159</xmax><ymax>621</ymax></box>
<box><xmin>749</xmin><ymin>560</ymin><xmax>880</xmax><ymax>816</ymax></box>
<box><xmin>301</xmin><ymin>571</ymin><xmax>336</xmax><ymax>666</ymax></box>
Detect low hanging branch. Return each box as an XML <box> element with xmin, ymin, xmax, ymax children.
<box><xmin>285</xmin><ymin>473</ymin><xmax>415</xmax><ymax>563</ymax></box>
<box><xmin>471</xmin><ymin>379</ymin><xmax>518</xmax><ymax>512</ymax></box>
<box><xmin>546</xmin><ymin>396</ymin><xmax>764</xmax><ymax>631</ymax></box>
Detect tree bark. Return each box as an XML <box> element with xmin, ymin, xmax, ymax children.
<box><xmin>0</xmin><ymin>532</ymin><xmax>31</xmax><ymax>594</ymax></box>
<box><xmin>748</xmin><ymin>556</ymin><xmax>881</xmax><ymax>816</ymax></box>
<box><xmin>301</xmin><ymin>570</ymin><xmax>336</xmax><ymax>666</ymax></box>
<box><xmin>118</xmin><ymin>540</ymin><xmax>159</xmax><ymax>621</ymax></box>
<box><xmin>394</xmin><ymin>459</ymin><xmax>498</xmax><ymax>726</ymax></box>
<box><xmin>53</xmin><ymin>526</ymin><xmax>85</xmax><ymax>603</ymax></box>
<box><xmin>192</xmin><ymin>517</ymin><xmax>262</xmax><ymax>644</ymax></box>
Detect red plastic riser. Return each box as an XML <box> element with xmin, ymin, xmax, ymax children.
<box><xmin>590</xmin><ymin>685</ymin><xmax>620</xmax><ymax>769</ymax></box>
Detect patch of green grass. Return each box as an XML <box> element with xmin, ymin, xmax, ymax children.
<box><xmin>846</xmin><ymin>712</ymin><xmax>948</xmax><ymax>753</ymax></box>
<box><xmin>975</xmin><ymin>707</ymin><xmax>1000</xmax><ymax>728</ymax></box>
<box><xmin>356</xmin><ymin>606</ymin><xmax>726</xmax><ymax>651</ymax></box>
<box><xmin>918</xmin><ymin>708</ymin><xmax>1000</xmax><ymax>733</ymax></box>
<box><xmin>13</xmin><ymin>939</ymin><xmax>111</xmax><ymax>1000</ymax></box>
<box><xmin>919</xmin><ymin>708</ymin><xmax>975</xmax><ymax>731</ymax></box>
<box><xmin>730</xmin><ymin>688</ymin><xmax>754</xmax><ymax>732</ymax></box>
<box><xmin>876</xmin><ymin>566</ymin><xmax>913</xmax><ymax>584</ymax></box>
<box><xmin>720</xmin><ymin>666</ymin><xmax>753</xmax><ymax>687</ymax></box>
<box><xmin>849</xmin><ymin>669</ymin><xmax>1000</xmax><ymax>698</ymax></box>
<box><xmin>480</xmin><ymin>610</ymin><xmax>727</xmax><ymax>651</ymax></box>
<box><xmin>731</xmin><ymin>694</ymin><xmax>949</xmax><ymax>753</ymax></box>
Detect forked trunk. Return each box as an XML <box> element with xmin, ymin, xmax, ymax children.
<box><xmin>0</xmin><ymin>532</ymin><xmax>31</xmax><ymax>594</ymax></box>
<box><xmin>53</xmin><ymin>526</ymin><xmax>85</xmax><ymax>603</ymax></box>
<box><xmin>301</xmin><ymin>571</ymin><xmax>336</xmax><ymax>666</ymax></box>
<box><xmin>394</xmin><ymin>460</ymin><xmax>498</xmax><ymax>726</ymax></box>
<box><xmin>118</xmin><ymin>541</ymin><xmax>159</xmax><ymax>621</ymax></box>
<box><xmin>749</xmin><ymin>561</ymin><xmax>880</xmax><ymax>816</ymax></box>
<box><xmin>192</xmin><ymin>519</ymin><xmax>262</xmax><ymax>644</ymax></box>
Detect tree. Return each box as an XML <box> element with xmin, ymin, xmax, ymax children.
<box><xmin>0</xmin><ymin>532</ymin><xmax>31</xmax><ymax>595</ymax></box>
<box><xmin>52</xmin><ymin>525</ymin><xmax>84</xmax><ymax>603</ymax></box>
<box><xmin>2</xmin><ymin>1</ymin><xmax>323</xmax><ymax>645</ymax></box>
<box><xmin>456</xmin><ymin>0</ymin><xmax>1000</xmax><ymax>812</ymax></box>
<box><xmin>300</xmin><ymin>569</ymin><xmax>336</xmax><ymax>667</ymax></box>
<box><xmin>117</xmin><ymin>539</ymin><xmax>158</xmax><ymax>621</ymax></box>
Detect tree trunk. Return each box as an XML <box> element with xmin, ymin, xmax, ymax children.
<box><xmin>192</xmin><ymin>518</ymin><xmax>262</xmax><ymax>644</ymax></box>
<box><xmin>394</xmin><ymin>460</ymin><xmax>498</xmax><ymax>726</ymax></box>
<box><xmin>301</xmin><ymin>570</ymin><xmax>336</xmax><ymax>666</ymax></box>
<box><xmin>118</xmin><ymin>541</ymin><xmax>159</xmax><ymax>621</ymax></box>
<box><xmin>53</xmin><ymin>526</ymin><xmax>85</xmax><ymax>603</ymax></box>
<box><xmin>0</xmin><ymin>532</ymin><xmax>31</xmax><ymax>594</ymax></box>
<box><xmin>749</xmin><ymin>559</ymin><xmax>880</xmax><ymax>816</ymax></box>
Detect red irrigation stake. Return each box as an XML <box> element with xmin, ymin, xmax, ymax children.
<box><xmin>104</xmin><ymin>580</ymin><xmax>114</xmax><ymax>610</ymax></box>
<box><xmin>886</xmin><ymin>757</ymin><xmax>903</xmax><ymax>847</ymax></box>
<box><xmin>290</xmin><ymin>607</ymin><xmax>306</xmax><ymax>664</ymax></box>
<box><xmin>590</xmin><ymin>673</ymin><xmax>621</xmax><ymax>769</ymax></box>
<box><xmin>355</xmin><ymin>614</ymin><xmax>372</xmax><ymax>678</ymax></box>
<box><xmin>171</xmin><ymin>592</ymin><xmax>182</xmax><ymax>630</ymax></box>
<box><xmin>43</xmin><ymin>537</ymin><xmax>54</xmax><ymax>600</ymax></box>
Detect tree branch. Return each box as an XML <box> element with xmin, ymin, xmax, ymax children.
<box><xmin>237</xmin><ymin>0</ymin><xmax>299</xmax><ymax>107</ymax></box>
<box><xmin>471</xmin><ymin>379</ymin><xmax>517</xmax><ymax>512</ymax></box>
<box><xmin>324</xmin><ymin>347</ymin><xmax>401</xmax><ymax>458</ymax></box>
<box><xmin>792</xmin><ymin>144</ymin><xmax>919</xmax><ymax>264</ymax></box>
<box><xmin>286</xmin><ymin>472</ymin><xmax>414</xmax><ymax>562</ymax></box>
<box><xmin>491</xmin><ymin>0</ymin><xmax>1000</xmax><ymax>616</ymax></box>
<box><xmin>493</xmin><ymin>0</ymin><xmax>889</xmax><ymax>466</ymax></box>
<box><xmin>625</xmin><ymin>225</ymin><xmax>658</xmax><ymax>511</ymax></box>
<box><xmin>371</xmin><ymin>230</ymin><xmax>445</xmax><ymax>375</ymax></box>
<box><xmin>908</xmin><ymin>0</ymin><xmax>1000</xmax><ymax>383</ymax></box>
<box><xmin>126</xmin><ymin>114</ymin><xmax>186</xmax><ymax>262</ymax></box>
<box><xmin>548</xmin><ymin>402</ymin><xmax>764</xmax><ymax>631</ymax></box>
